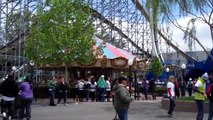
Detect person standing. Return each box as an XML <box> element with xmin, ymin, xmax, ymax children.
<box><xmin>19</xmin><ymin>76</ymin><xmax>33</xmax><ymax>120</ymax></box>
<box><xmin>142</xmin><ymin>79</ymin><xmax>149</xmax><ymax>100</ymax></box>
<box><xmin>48</xmin><ymin>77</ymin><xmax>56</xmax><ymax>106</ymax></box>
<box><xmin>0</xmin><ymin>74</ymin><xmax>19</xmax><ymax>120</ymax></box>
<box><xmin>149</xmin><ymin>79</ymin><xmax>156</xmax><ymax>100</ymax></box>
<box><xmin>167</xmin><ymin>75</ymin><xmax>176</xmax><ymax>117</ymax></box>
<box><xmin>174</xmin><ymin>79</ymin><xmax>180</xmax><ymax>98</ymax></box>
<box><xmin>194</xmin><ymin>73</ymin><xmax>209</xmax><ymax>120</ymax></box>
<box><xmin>179</xmin><ymin>79</ymin><xmax>186</xmax><ymax>97</ymax></box>
<box><xmin>90</xmin><ymin>78</ymin><xmax>97</xmax><ymax>102</ymax></box>
<box><xmin>187</xmin><ymin>78</ymin><xmax>193</xmax><ymax>97</ymax></box>
<box><xmin>206</xmin><ymin>75</ymin><xmax>213</xmax><ymax>120</ymax></box>
<box><xmin>57</xmin><ymin>77</ymin><xmax>68</xmax><ymax>106</ymax></box>
<box><xmin>97</xmin><ymin>75</ymin><xmax>106</xmax><ymax>102</ymax></box>
<box><xmin>113</xmin><ymin>76</ymin><xmax>134</xmax><ymax>120</ymax></box>
<box><xmin>106</xmin><ymin>77</ymin><xmax>111</xmax><ymax>102</ymax></box>
<box><xmin>84</xmin><ymin>79</ymin><xmax>91</xmax><ymax>102</ymax></box>
<box><xmin>77</xmin><ymin>80</ymin><xmax>84</xmax><ymax>102</ymax></box>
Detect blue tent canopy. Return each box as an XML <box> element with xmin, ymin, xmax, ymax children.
<box><xmin>204</xmin><ymin>49</ymin><xmax>213</xmax><ymax>72</ymax></box>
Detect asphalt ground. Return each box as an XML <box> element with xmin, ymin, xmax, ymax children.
<box><xmin>29</xmin><ymin>98</ymin><xmax>209</xmax><ymax>120</ymax></box>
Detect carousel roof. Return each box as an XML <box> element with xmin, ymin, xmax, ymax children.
<box><xmin>94</xmin><ymin>37</ymin><xmax>136</xmax><ymax>60</ymax></box>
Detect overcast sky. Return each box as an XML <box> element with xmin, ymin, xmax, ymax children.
<box><xmin>172</xmin><ymin>16</ymin><xmax>212</xmax><ymax>52</ymax></box>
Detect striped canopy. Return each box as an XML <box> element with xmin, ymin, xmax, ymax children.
<box><xmin>94</xmin><ymin>37</ymin><xmax>136</xmax><ymax>60</ymax></box>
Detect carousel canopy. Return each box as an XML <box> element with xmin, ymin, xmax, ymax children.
<box><xmin>94</xmin><ymin>37</ymin><xmax>136</xmax><ymax>60</ymax></box>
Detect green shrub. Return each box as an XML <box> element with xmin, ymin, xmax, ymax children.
<box><xmin>155</xmin><ymin>87</ymin><xmax>167</xmax><ymax>96</ymax></box>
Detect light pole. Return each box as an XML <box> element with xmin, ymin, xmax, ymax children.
<box><xmin>30</xmin><ymin>60</ymin><xmax>36</xmax><ymax>101</ymax></box>
<box><xmin>166</xmin><ymin>67</ymin><xmax>170</xmax><ymax>81</ymax></box>
<box><xmin>181</xmin><ymin>63</ymin><xmax>186</xmax><ymax>80</ymax></box>
<box><xmin>12</xmin><ymin>66</ymin><xmax>17</xmax><ymax>80</ymax></box>
<box><xmin>30</xmin><ymin>61</ymin><xmax>35</xmax><ymax>80</ymax></box>
<box><xmin>128</xmin><ymin>59</ymin><xmax>133</xmax><ymax>96</ymax></box>
<box><xmin>12</xmin><ymin>66</ymin><xmax>17</xmax><ymax>72</ymax></box>
<box><xmin>134</xmin><ymin>71</ymin><xmax>137</xmax><ymax>100</ymax></box>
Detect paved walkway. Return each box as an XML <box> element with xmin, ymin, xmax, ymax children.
<box><xmin>30</xmin><ymin>98</ymin><xmax>208</xmax><ymax>120</ymax></box>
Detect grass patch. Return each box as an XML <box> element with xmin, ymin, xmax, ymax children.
<box><xmin>177</xmin><ymin>96</ymin><xmax>208</xmax><ymax>102</ymax></box>
<box><xmin>177</xmin><ymin>96</ymin><xmax>194</xmax><ymax>102</ymax></box>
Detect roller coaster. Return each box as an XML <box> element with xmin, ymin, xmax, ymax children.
<box><xmin>0</xmin><ymin>0</ymin><xmax>198</xmax><ymax>77</ymax></box>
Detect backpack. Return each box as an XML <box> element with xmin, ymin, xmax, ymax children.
<box><xmin>188</xmin><ymin>81</ymin><xmax>193</xmax><ymax>88</ymax></box>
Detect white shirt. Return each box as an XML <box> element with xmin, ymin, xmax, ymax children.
<box><xmin>195</xmin><ymin>80</ymin><xmax>206</xmax><ymax>89</ymax></box>
<box><xmin>167</xmin><ymin>82</ymin><xmax>175</xmax><ymax>97</ymax></box>
<box><xmin>90</xmin><ymin>82</ymin><xmax>97</xmax><ymax>92</ymax></box>
<box><xmin>106</xmin><ymin>80</ymin><xmax>111</xmax><ymax>91</ymax></box>
<box><xmin>78</xmin><ymin>81</ymin><xmax>84</xmax><ymax>90</ymax></box>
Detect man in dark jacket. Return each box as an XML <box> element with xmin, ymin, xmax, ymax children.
<box><xmin>149</xmin><ymin>79</ymin><xmax>156</xmax><ymax>100</ymax></box>
<box><xmin>0</xmin><ymin>74</ymin><xmax>19</xmax><ymax>120</ymax></box>
<box><xmin>57</xmin><ymin>77</ymin><xmax>68</xmax><ymax>106</ymax></box>
<box><xmin>113</xmin><ymin>76</ymin><xmax>134</xmax><ymax>120</ymax></box>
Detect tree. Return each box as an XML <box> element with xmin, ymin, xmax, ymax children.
<box><xmin>132</xmin><ymin>0</ymin><xmax>213</xmax><ymax>61</ymax></box>
<box><xmin>148</xmin><ymin>56</ymin><xmax>163</xmax><ymax>78</ymax></box>
<box><xmin>26</xmin><ymin>0</ymin><xmax>96</xmax><ymax>65</ymax></box>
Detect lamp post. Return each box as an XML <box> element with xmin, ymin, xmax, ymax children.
<box><xmin>181</xmin><ymin>63</ymin><xmax>186</xmax><ymax>80</ymax></box>
<box><xmin>128</xmin><ymin>59</ymin><xmax>133</xmax><ymax>96</ymax></box>
<box><xmin>134</xmin><ymin>71</ymin><xmax>137</xmax><ymax>100</ymax></box>
<box><xmin>30</xmin><ymin>60</ymin><xmax>36</xmax><ymax>101</ymax></box>
<box><xmin>181</xmin><ymin>63</ymin><xmax>186</xmax><ymax>96</ymax></box>
<box><xmin>166</xmin><ymin>67</ymin><xmax>170</xmax><ymax>81</ymax></box>
<box><xmin>12</xmin><ymin>66</ymin><xmax>17</xmax><ymax>72</ymax></box>
<box><xmin>30</xmin><ymin>61</ymin><xmax>35</xmax><ymax>80</ymax></box>
<box><xmin>12</xmin><ymin>66</ymin><xmax>17</xmax><ymax>80</ymax></box>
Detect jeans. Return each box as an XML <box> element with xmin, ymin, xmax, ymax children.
<box><xmin>49</xmin><ymin>90</ymin><xmax>55</xmax><ymax>105</ymax></box>
<box><xmin>19</xmin><ymin>98</ymin><xmax>33</xmax><ymax>119</ymax></box>
<box><xmin>58</xmin><ymin>91</ymin><xmax>67</xmax><ymax>104</ymax></box>
<box><xmin>188</xmin><ymin>88</ymin><xmax>192</xmax><ymax>97</ymax></box>
<box><xmin>98</xmin><ymin>88</ymin><xmax>105</xmax><ymax>102</ymax></box>
<box><xmin>90</xmin><ymin>91</ymin><xmax>96</xmax><ymax>102</ymax></box>
<box><xmin>1</xmin><ymin>99</ymin><xmax>14</xmax><ymax>117</ymax></box>
<box><xmin>85</xmin><ymin>90</ymin><xmax>90</xmax><ymax>102</ymax></box>
<box><xmin>196</xmin><ymin>100</ymin><xmax>204</xmax><ymax>120</ymax></box>
<box><xmin>208</xmin><ymin>102</ymin><xmax>213</xmax><ymax>120</ymax></box>
<box><xmin>116</xmin><ymin>109</ymin><xmax>128</xmax><ymax>120</ymax></box>
<box><xmin>168</xmin><ymin>97</ymin><xmax>176</xmax><ymax>115</ymax></box>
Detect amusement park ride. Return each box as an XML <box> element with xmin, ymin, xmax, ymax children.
<box><xmin>0</xmin><ymin>0</ymin><xmax>208</xmax><ymax>80</ymax></box>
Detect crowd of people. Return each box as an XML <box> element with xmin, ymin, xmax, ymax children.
<box><xmin>166</xmin><ymin>72</ymin><xmax>213</xmax><ymax>120</ymax></box>
<box><xmin>0</xmin><ymin>74</ymin><xmax>33</xmax><ymax>120</ymax></box>
<box><xmin>2</xmin><ymin>71</ymin><xmax>213</xmax><ymax>120</ymax></box>
<box><xmin>47</xmin><ymin>75</ymin><xmax>157</xmax><ymax>104</ymax></box>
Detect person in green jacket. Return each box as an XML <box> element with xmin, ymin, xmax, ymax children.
<box><xmin>194</xmin><ymin>73</ymin><xmax>209</xmax><ymax>120</ymax></box>
<box><xmin>97</xmin><ymin>75</ymin><xmax>106</xmax><ymax>102</ymax></box>
<box><xmin>48</xmin><ymin>77</ymin><xmax>56</xmax><ymax>106</ymax></box>
<box><xmin>113</xmin><ymin>76</ymin><xmax>134</xmax><ymax>120</ymax></box>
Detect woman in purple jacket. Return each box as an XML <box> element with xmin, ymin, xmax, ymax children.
<box><xmin>19</xmin><ymin>77</ymin><xmax>33</xmax><ymax>120</ymax></box>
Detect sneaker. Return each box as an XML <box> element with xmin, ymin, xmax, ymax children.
<box><xmin>57</xmin><ymin>104</ymin><xmax>60</xmax><ymax>106</ymax></box>
<box><xmin>2</xmin><ymin>112</ymin><xmax>7</xmax><ymax>120</ymax></box>
<box><xmin>168</xmin><ymin>114</ymin><xmax>173</xmax><ymax>117</ymax></box>
<box><xmin>49</xmin><ymin>104</ymin><xmax>56</xmax><ymax>106</ymax></box>
<box><xmin>64</xmin><ymin>103</ymin><xmax>68</xmax><ymax>106</ymax></box>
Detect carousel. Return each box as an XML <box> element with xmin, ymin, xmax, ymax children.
<box><xmin>36</xmin><ymin>37</ymin><xmax>148</xmax><ymax>84</ymax></box>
